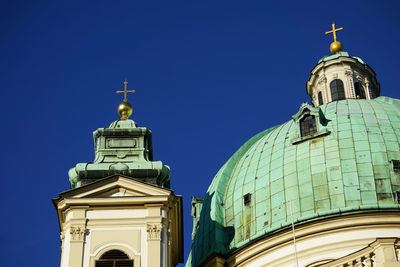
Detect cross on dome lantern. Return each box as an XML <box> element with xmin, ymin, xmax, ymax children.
<box><xmin>325</xmin><ymin>23</ymin><xmax>344</xmax><ymax>54</ymax></box>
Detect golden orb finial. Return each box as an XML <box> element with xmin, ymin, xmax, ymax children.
<box><xmin>329</xmin><ymin>41</ymin><xmax>343</xmax><ymax>53</ymax></box>
<box><xmin>325</xmin><ymin>23</ymin><xmax>344</xmax><ymax>54</ymax></box>
<box><xmin>116</xmin><ymin>80</ymin><xmax>136</xmax><ymax>120</ymax></box>
<box><xmin>118</xmin><ymin>101</ymin><xmax>133</xmax><ymax>120</ymax></box>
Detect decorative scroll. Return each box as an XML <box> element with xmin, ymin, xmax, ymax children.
<box><xmin>146</xmin><ymin>224</ymin><xmax>163</xmax><ymax>240</ymax></box>
<box><xmin>70</xmin><ymin>226</ymin><xmax>85</xmax><ymax>241</ymax></box>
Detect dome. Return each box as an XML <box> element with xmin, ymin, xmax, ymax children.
<box><xmin>189</xmin><ymin>96</ymin><xmax>400</xmax><ymax>266</ymax></box>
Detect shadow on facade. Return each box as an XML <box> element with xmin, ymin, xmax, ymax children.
<box><xmin>189</xmin><ymin>192</ymin><xmax>235</xmax><ymax>266</ymax></box>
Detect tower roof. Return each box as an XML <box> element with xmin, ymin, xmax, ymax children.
<box><xmin>67</xmin><ymin>82</ymin><xmax>170</xmax><ymax>189</ymax></box>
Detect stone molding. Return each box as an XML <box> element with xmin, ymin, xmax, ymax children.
<box><xmin>223</xmin><ymin>213</ymin><xmax>400</xmax><ymax>267</ymax></box>
<box><xmin>147</xmin><ymin>223</ymin><xmax>163</xmax><ymax>240</ymax></box>
<box><xmin>318</xmin><ymin>76</ymin><xmax>327</xmax><ymax>85</ymax></box>
<box><xmin>344</xmin><ymin>70</ymin><xmax>353</xmax><ymax>76</ymax></box>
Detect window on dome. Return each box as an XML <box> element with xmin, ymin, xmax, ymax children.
<box><xmin>95</xmin><ymin>250</ymin><xmax>133</xmax><ymax>267</ymax></box>
<box><xmin>354</xmin><ymin>82</ymin><xmax>366</xmax><ymax>99</ymax></box>
<box><xmin>318</xmin><ymin>91</ymin><xmax>323</xmax><ymax>105</ymax></box>
<box><xmin>392</xmin><ymin>160</ymin><xmax>400</xmax><ymax>173</ymax></box>
<box><xmin>243</xmin><ymin>193</ymin><xmax>251</xmax><ymax>206</ymax></box>
<box><xmin>330</xmin><ymin>79</ymin><xmax>345</xmax><ymax>101</ymax></box>
<box><xmin>300</xmin><ymin>114</ymin><xmax>317</xmax><ymax>137</ymax></box>
<box><xmin>292</xmin><ymin>104</ymin><xmax>330</xmax><ymax>144</ymax></box>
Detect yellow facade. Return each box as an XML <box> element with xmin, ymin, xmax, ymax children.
<box><xmin>54</xmin><ymin>176</ymin><xmax>183</xmax><ymax>267</ymax></box>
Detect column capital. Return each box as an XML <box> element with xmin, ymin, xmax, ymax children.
<box><xmin>70</xmin><ymin>226</ymin><xmax>86</xmax><ymax>242</ymax></box>
<box><xmin>147</xmin><ymin>223</ymin><xmax>163</xmax><ymax>241</ymax></box>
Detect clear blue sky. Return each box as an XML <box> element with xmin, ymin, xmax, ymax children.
<box><xmin>1</xmin><ymin>1</ymin><xmax>399</xmax><ymax>266</ymax></box>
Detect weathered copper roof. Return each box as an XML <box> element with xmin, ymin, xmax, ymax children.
<box><xmin>187</xmin><ymin>96</ymin><xmax>400</xmax><ymax>266</ymax></box>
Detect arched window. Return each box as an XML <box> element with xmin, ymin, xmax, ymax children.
<box><xmin>96</xmin><ymin>250</ymin><xmax>133</xmax><ymax>267</ymax></box>
<box><xmin>318</xmin><ymin>91</ymin><xmax>323</xmax><ymax>106</ymax></box>
<box><xmin>354</xmin><ymin>82</ymin><xmax>366</xmax><ymax>99</ymax></box>
<box><xmin>330</xmin><ymin>79</ymin><xmax>345</xmax><ymax>101</ymax></box>
<box><xmin>300</xmin><ymin>114</ymin><xmax>317</xmax><ymax>137</ymax></box>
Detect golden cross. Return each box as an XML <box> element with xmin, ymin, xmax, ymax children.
<box><xmin>325</xmin><ymin>23</ymin><xmax>343</xmax><ymax>42</ymax></box>
<box><xmin>116</xmin><ymin>80</ymin><xmax>136</xmax><ymax>102</ymax></box>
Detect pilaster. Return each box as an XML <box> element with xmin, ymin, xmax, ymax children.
<box><xmin>59</xmin><ymin>206</ymin><xmax>88</xmax><ymax>267</ymax></box>
<box><xmin>146</xmin><ymin>223</ymin><xmax>164</xmax><ymax>266</ymax></box>
<box><xmin>67</xmin><ymin>225</ymin><xmax>86</xmax><ymax>267</ymax></box>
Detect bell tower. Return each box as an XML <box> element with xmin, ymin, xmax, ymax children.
<box><xmin>53</xmin><ymin>81</ymin><xmax>183</xmax><ymax>267</ymax></box>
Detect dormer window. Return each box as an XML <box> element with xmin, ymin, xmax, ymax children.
<box><xmin>292</xmin><ymin>103</ymin><xmax>330</xmax><ymax>144</ymax></box>
<box><xmin>300</xmin><ymin>114</ymin><xmax>317</xmax><ymax>137</ymax></box>
<box><xmin>354</xmin><ymin>82</ymin><xmax>366</xmax><ymax>99</ymax></box>
<box><xmin>330</xmin><ymin>79</ymin><xmax>345</xmax><ymax>101</ymax></box>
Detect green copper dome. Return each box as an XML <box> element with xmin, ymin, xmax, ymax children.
<box><xmin>187</xmin><ymin>96</ymin><xmax>400</xmax><ymax>266</ymax></box>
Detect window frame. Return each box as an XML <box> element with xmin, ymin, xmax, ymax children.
<box><xmin>299</xmin><ymin>113</ymin><xmax>317</xmax><ymax>137</ymax></box>
<box><xmin>330</xmin><ymin>79</ymin><xmax>345</xmax><ymax>101</ymax></box>
<box><xmin>318</xmin><ymin>91</ymin><xmax>324</xmax><ymax>106</ymax></box>
<box><xmin>94</xmin><ymin>249</ymin><xmax>135</xmax><ymax>267</ymax></box>
<box><xmin>291</xmin><ymin>103</ymin><xmax>330</xmax><ymax>144</ymax></box>
<box><xmin>392</xmin><ymin>160</ymin><xmax>400</xmax><ymax>173</ymax></box>
<box><xmin>354</xmin><ymin>82</ymin><xmax>366</xmax><ymax>99</ymax></box>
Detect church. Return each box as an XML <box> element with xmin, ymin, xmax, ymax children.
<box><xmin>54</xmin><ymin>24</ymin><xmax>400</xmax><ymax>267</ymax></box>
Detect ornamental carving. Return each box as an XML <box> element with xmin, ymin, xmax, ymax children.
<box><xmin>147</xmin><ymin>224</ymin><xmax>163</xmax><ymax>240</ymax></box>
<box><xmin>345</xmin><ymin>70</ymin><xmax>353</xmax><ymax>76</ymax></box>
<box><xmin>70</xmin><ymin>226</ymin><xmax>85</xmax><ymax>241</ymax></box>
<box><xmin>318</xmin><ymin>77</ymin><xmax>327</xmax><ymax>85</ymax></box>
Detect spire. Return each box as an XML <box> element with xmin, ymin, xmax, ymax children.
<box><xmin>325</xmin><ymin>23</ymin><xmax>344</xmax><ymax>54</ymax></box>
<box><xmin>116</xmin><ymin>80</ymin><xmax>136</xmax><ymax>120</ymax></box>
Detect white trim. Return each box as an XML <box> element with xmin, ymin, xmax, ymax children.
<box><xmin>91</xmin><ymin>242</ymin><xmax>139</xmax><ymax>258</ymax></box>
<box><xmin>87</xmin><ymin>209</ymin><xmax>148</xmax><ymax>219</ymax></box>
<box><xmin>238</xmin><ymin>227</ymin><xmax>400</xmax><ymax>266</ymax></box>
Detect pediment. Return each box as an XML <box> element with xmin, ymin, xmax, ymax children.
<box><xmin>292</xmin><ymin>103</ymin><xmax>318</xmax><ymax>120</ymax></box>
<box><xmin>60</xmin><ymin>175</ymin><xmax>171</xmax><ymax>199</ymax></box>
